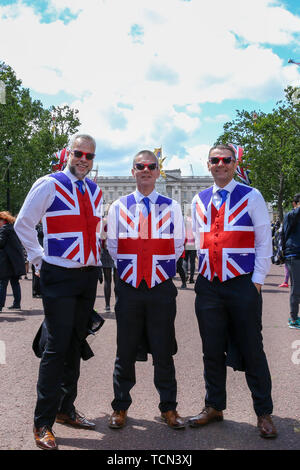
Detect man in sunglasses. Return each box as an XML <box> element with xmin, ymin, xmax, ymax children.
<box><xmin>189</xmin><ymin>144</ymin><xmax>277</xmax><ymax>438</ymax></box>
<box><xmin>15</xmin><ymin>134</ymin><xmax>102</xmax><ymax>450</ymax></box>
<box><xmin>107</xmin><ymin>150</ymin><xmax>186</xmax><ymax>430</ymax></box>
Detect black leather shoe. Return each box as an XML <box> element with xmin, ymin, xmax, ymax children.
<box><xmin>56</xmin><ymin>410</ymin><xmax>96</xmax><ymax>429</ymax></box>
<box><xmin>8</xmin><ymin>305</ymin><xmax>21</xmax><ymax>310</ymax></box>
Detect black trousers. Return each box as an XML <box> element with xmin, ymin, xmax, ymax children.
<box><xmin>183</xmin><ymin>250</ymin><xmax>197</xmax><ymax>280</ymax></box>
<box><xmin>112</xmin><ymin>278</ymin><xmax>178</xmax><ymax>413</ymax></box>
<box><xmin>103</xmin><ymin>267</ymin><xmax>118</xmax><ymax>307</ymax></box>
<box><xmin>194</xmin><ymin>273</ymin><xmax>273</xmax><ymax>417</ymax></box>
<box><xmin>34</xmin><ymin>261</ymin><xmax>98</xmax><ymax>428</ymax></box>
<box><xmin>176</xmin><ymin>258</ymin><xmax>186</xmax><ymax>284</ymax></box>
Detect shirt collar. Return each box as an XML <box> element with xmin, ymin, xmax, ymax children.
<box><xmin>63</xmin><ymin>167</ymin><xmax>86</xmax><ymax>185</ymax></box>
<box><xmin>134</xmin><ymin>189</ymin><xmax>158</xmax><ymax>204</ymax></box>
<box><xmin>213</xmin><ymin>179</ymin><xmax>237</xmax><ymax>194</ymax></box>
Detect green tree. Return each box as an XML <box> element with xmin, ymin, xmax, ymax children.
<box><xmin>0</xmin><ymin>62</ymin><xmax>80</xmax><ymax>214</ymax></box>
<box><xmin>216</xmin><ymin>86</ymin><xmax>300</xmax><ymax>221</ymax></box>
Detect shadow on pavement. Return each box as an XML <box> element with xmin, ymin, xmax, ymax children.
<box><xmin>263</xmin><ymin>289</ymin><xmax>289</xmax><ymax>294</ymax></box>
<box><xmin>0</xmin><ymin>309</ymin><xmax>43</xmax><ymax>322</ymax></box>
<box><xmin>0</xmin><ymin>315</ymin><xmax>26</xmax><ymax>323</ymax></box>
<box><xmin>55</xmin><ymin>414</ymin><xmax>300</xmax><ymax>451</ymax></box>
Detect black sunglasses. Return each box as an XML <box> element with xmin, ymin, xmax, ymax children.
<box><xmin>71</xmin><ymin>150</ymin><xmax>96</xmax><ymax>160</ymax></box>
<box><xmin>135</xmin><ymin>162</ymin><xmax>158</xmax><ymax>171</ymax></box>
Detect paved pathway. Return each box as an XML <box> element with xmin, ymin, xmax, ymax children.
<box><xmin>0</xmin><ymin>265</ymin><xmax>299</xmax><ymax>451</ymax></box>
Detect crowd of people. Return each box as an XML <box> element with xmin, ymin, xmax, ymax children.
<box><xmin>1</xmin><ymin>136</ymin><xmax>299</xmax><ymax>450</ymax></box>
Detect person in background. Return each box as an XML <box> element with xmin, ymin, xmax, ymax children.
<box><xmin>176</xmin><ymin>246</ymin><xmax>186</xmax><ymax>289</ymax></box>
<box><xmin>278</xmin><ymin>264</ymin><xmax>289</xmax><ymax>288</ymax></box>
<box><xmin>283</xmin><ymin>193</ymin><xmax>300</xmax><ymax>329</ymax></box>
<box><xmin>100</xmin><ymin>218</ymin><xmax>118</xmax><ymax>312</ymax></box>
<box><xmin>183</xmin><ymin>211</ymin><xmax>197</xmax><ymax>284</ymax></box>
<box><xmin>0</xmin><ymin>211</ymin><xmax>26</xmax><ymax>312</ymax></box>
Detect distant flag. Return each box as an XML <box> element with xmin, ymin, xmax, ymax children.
<box><xmin>154</xmin><ymin>147</ymin><xmax>162</xmax><ymax>159</ymax></box>
<box><xmin>0</xmin><ymin>80</ymin><xmax>6</xmax><ymax>104</ymax></box>
<box><xmin>288</xmin><ymin>59</ymin><xmax>300</xmax><ymax>65</ymax></box>
<box><xmin>229</xmin><ymin>143</ymin><xmax>251</xmax><ymax>186</ymax></box>
<box><xmin>51</xmin><ymin>147</ymin><xmax>69</xmax><ymax>172</ymax></box>
<box><xmin>154</xmin><ymin>146</ymin><xmax>166</xmax><ymax>178</ymax></box>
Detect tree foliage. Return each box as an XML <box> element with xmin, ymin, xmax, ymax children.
<box><xmin>216</xmin><ymin>87</ymin><xmax>300</xmax><ymax>221</ymax></box>
<box><xmin>0</xmin><ymin>62</ymin><xmax>80</xmax><ymax>214</ymax></box>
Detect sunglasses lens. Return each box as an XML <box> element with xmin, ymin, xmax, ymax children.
<box><xmin>210</xmin><ymin>157</ymin><xmax>219</xmax><ymax>164</ymax></box>
<box><xmin>135</xmin><ymin>163</ymin><xmax>145</xmax><ymax>170</ymax></box>
<box><xmin>223</xmin><ymin>157</ymin><xmax>232</xmax><ymax>164</ymax></box>
<box><xmin>73</xmin><ymin>150</ymin><xmax>95</xmax><ymax>160</ymax></box>
<box><xmin>148</xmin><ymin>164</ymin><xmax>157</xmax><ymax>170</ymax></box>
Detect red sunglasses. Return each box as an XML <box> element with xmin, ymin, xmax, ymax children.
<box><xmin>209</xmin><ymin>156</ymin><xmax>235</xmax><ymax>165</ymax></box>
<box><xmin>134</xmin><ymin>162</ymin><xmax>158</xmax><ymax>171</ymax></box>
<box><xmin>71</xmin><ymin>150</ymin><xmax>96</xmax><ymax>160</ymax></box>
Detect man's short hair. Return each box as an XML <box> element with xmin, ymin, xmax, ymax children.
<box><xmin>70</xmin><ymin>134</ymin><xmax>96</xmax><ymax>151</ymax></box>
<box><xmin>132</xmin><ymin>150</ymin><xmax>159</xmax><ymax>167</ymax></box>
<box><xmin>293</xmin><ymin>193</ymin><xmax>300</xmax><ymax>204</ymax></box>
<box><xmin>208</xmin><ymin>144</ymin><xmax>236</xmax><ymax>160</ymax></box>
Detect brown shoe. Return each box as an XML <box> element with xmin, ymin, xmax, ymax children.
<box><xmin>161</xmin><ymin>410</ymin><xmax>185</xmax><ymax>429</ymax></box>
<box><xmin>257</xmin><ymin>415</ymin><xmax>277</xmax><ymax>438</ymax></box>
<box><xmin>188</xmin><ymin>406</ymin><xmax>223</xmax><ymax>427</ymax></box>
<box><xmin>33</xmin><ymin>426</ymin><xmax>58</xmax><ymax>450</ymax></box>
<box><xmin>109</xmin><ymin>410</ymin><xmax>127</xmax><ymax>429</ymax></box>
<box><xmin>56</xmin><ymin>410</ymin><xmax>96</xmax><ymax>430</ymax></box>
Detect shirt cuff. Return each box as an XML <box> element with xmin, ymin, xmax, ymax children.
<box><xmin>251</xmin><ymin>272</ymin><xmax>266</xmax><ymax>285</ymax></box>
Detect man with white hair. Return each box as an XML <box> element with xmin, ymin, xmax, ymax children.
<box><xmin>15</xmin><ymin>134</ymin><xmax>103</xmax><ymax>450</ymax></box>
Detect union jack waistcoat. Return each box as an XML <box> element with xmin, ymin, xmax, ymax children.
<box><xmin>116</xmin><ymin>193</ymin><xmax>176</xmax><ymax>288</ymax></box>
<box><xmin>193</xmin><ymin>184</ymin><xmax>255</xmax><ymax>282</ymax></box>
<box><xmin>42</xmin><ymin>172</ymin><xmax>103</xmax><ymax>264</ymax></box>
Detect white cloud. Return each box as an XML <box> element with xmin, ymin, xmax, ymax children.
<box><xmin>1</xmin><ymin>0</ymin><xmax>300</xmax><ymax>175</ymax></box>
<box><xmin>204</xmin><ymin>114</ymin><xmax>231</xmax><ymax>123</ymax></box>
<box><xmin>165</xmin><ymin>144</ymin><xmax>211</xmax><ymax>176</ymax></box>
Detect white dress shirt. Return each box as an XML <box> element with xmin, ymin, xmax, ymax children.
<box><xmin>193</xmin><ymin>180</ymin><xmax>272</xmax><ymax>285</ymax></box>
<box><xmin>15</xmin><ymin>168</ymin><xmax>98</xmax><ymax>271</ymax></box>
<box><xmin>107</xmin><ymin>189</ymin><xmax>185</xmax><ymax>261</ymax></box>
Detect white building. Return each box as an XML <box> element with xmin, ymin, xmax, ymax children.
<box><xmin>94</xmin><ymin>169</ymin><xmax>214</xmax><ymax>214</ymax></box>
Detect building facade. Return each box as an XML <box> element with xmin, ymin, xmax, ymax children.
<box><xmin>95</xmin><ymin>169</ymin><xmax>214</xmax><ymax>214</ymax></box>
<box><xmin>94</xmin><ymin>169</ymin><xmax>273</xmax><ymax>220</ymax></box>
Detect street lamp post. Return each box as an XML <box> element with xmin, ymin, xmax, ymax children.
<box><xmin>4</xmin><ymin>140</ymin><xmax>12</xmax><ymax>212</ymax></box>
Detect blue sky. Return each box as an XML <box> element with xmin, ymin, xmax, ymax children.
<box><xmin>1</xmin><ymin>0</ymin><xmax>300</xmax><ymax>176</ymax></box>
